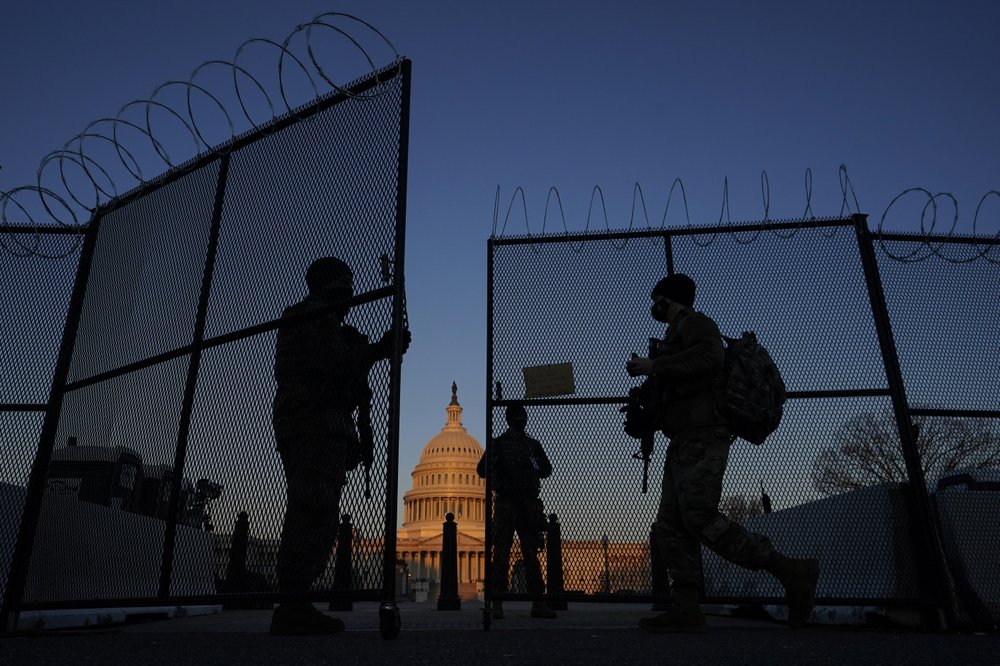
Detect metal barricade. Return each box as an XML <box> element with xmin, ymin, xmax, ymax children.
<box><xmin>485</xmin><ymin>216</ymin><xmax>1000</xmax><ymax>630</ymax></box>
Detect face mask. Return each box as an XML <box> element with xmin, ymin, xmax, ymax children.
<box><xmin>651</xmin><ymin>299</ymin><xmax>671</xmax><ymax>323</ymax></box>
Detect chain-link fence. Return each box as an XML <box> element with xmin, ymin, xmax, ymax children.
<box><xmin>1</xmin><ymin>59</ymin><xmax>411</xmax><ymax>625</ymax></box>
<box><xmin>486</xmin><ymin>216</ymin><xmax>1000</xmax><ymax>628</ymax></box>
<box><xmin>0</xmin><ymin>230</ymin><xmax>81</xmax><ymax>619</ymax></box>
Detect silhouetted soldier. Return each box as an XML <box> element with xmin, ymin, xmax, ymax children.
<box><xmin>626</xmin><ymin>273</ymin><xmax>818</xmax><ymax>632</ymax></box>
<box><xmin>270</xmin><ymin>257</ymin><xmax>410</xmax><ymax>635</ymax></box>
<box><xmin>477</xmin><ymin>404</ymin><xmax>557</xmax><ymax>619</ymax></box>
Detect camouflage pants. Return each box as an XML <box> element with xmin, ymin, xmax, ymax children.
<box><xmin>276</xmin><ymin>435</ymin><xmax>348</xmax><ymax>593</ymax></box>
<box><xmin>654</xmin><ymin>425</ymin><xmax>773</xmax><ymax>589</ymax></box>
<box><xmin>491</xmin><ymin>496</ymin><xmax>546</xmax><ymax>597</ymax></box>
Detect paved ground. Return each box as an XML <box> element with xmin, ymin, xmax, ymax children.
<box><xmin>1</xmin><ymin>601</ymin><xmax>997</xmax><ymax>665</ymax></box>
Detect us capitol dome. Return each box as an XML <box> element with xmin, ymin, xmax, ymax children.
<box><xmin>396</xmin><ymin>383</ymin><xmax>485</xmax><ymax>600</ymax></box>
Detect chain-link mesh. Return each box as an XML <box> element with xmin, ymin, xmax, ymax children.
<box><xmin>878</xmin><ymin>241</ymin><xmax>998</xmax><ymax>413</ymax></box>
<box><xmin>0</xmin><ymin>248</ymin><xmax>79</xmax><ymax>406</ymax></box>
<box><xmin>878</xmin><ymin>238</ymin><xmax>1000</xmax><ymax>624</ymax></box>
<box><xmin>0</xmin><ymin>243</ymin><xmax>79</xmax><ymax>609</ymax></box>
<box><xmin>4</xmin><ymin>61</ymin><xmax>409</xmax><ymax>612</ymax></box>
<box><xmin>487</xmin><ymin>219</ymin><xmax>1000</xmax><ymax>622</ymax></box>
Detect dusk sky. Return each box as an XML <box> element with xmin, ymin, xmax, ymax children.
<box><xmin>3</xmin><ymin>1</ymin><xmax>999</xmax><ymax>526</ymax></box>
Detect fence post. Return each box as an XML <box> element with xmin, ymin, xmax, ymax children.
<box><xmin>329</xmin><ymin>514</ymin><xmax>354</xmax><ymax>611</ymax></box>
<box><xmin>158</xmin><ymin>153</ymin><xmax>231</xmax><ymax>599</ymax></box>
<box><xmin>546</xmin><ymin>513</ymin><xmax>567</xmax><ymax>610</ymax></box>
<box><xmin>437</xmin><ymin>513</ymin><xmax>461</xmax><ymax>610</ymax></box>
<box><xmin>852</xmin><ymin>213</ymin><xmax>955</xmax><ymax>630</ymax></box>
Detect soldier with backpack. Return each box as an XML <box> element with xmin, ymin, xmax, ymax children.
<box><xmin>625</xmin><ymin>273</ymin><xmax>819</xmax><ymax>633</ymax></box>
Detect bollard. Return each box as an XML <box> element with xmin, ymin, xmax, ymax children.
<box><xmin>222</xmin><ymin>511</ymin><xmax>250</xmax><ymax>608</ymax></box>
<box><xmin>329</xmin><ymin>514</ymin><xmax>353</xmax><ymax>611</ymax></box>
<box><xmin>225</xmin><ymin>511</ymin><xmax>250</xmax><ymax>590</ymax></box>
<box><xmin>649</xmin><ymin>525</ymin><xmax>671</xmax><ymax>610</ymax></box>
<box><xmin>546</xmin><ymin>513</ymin><xmax>567</xmax><ymax>610</ymax></box>
<box><xmin>437</xmin><ymin>513</ymin><xmax>461</xmax><ymax>610</ymax></box>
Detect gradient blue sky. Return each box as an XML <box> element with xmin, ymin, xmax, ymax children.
<box><xmin>3</xmin><ymin>1</ymin><xmax>999</xmax><ymax>518</ymax></box>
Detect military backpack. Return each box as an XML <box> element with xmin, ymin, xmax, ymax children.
<box><xmin>721</xmin><ymin>331</ymin><xmax>786</xmax><ymax>445</ymax></box>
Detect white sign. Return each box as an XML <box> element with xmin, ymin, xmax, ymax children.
<box><xmin>522</xmin><ymin>362</ymin><xmax>576</xmax><ymax>399</ymax></box>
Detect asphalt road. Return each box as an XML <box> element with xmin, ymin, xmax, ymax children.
<box><xmin>2</xmin><ymin>602</ymin><xmax>997</xmax><ymax>665</ymax></box>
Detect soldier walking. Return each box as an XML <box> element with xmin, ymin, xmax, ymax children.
<box><xmin>626</xmin><ymin>273</ymin><xmax>818</xmax><ymax>632</ymax></box>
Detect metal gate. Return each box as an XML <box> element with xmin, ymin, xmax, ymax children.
<box><xmin>1</xmin><ymin>20</ymin><xmax>411</xmax><ymax>636</ymax></box>
<box><xmin>485</xmin><ymin>215</ymin><xmax>1000</xmax><ymax>630</ymax></box>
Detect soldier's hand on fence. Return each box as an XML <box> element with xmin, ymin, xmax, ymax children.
<box><xmin>626</xmin><ymin>356</ymin><xmax>654</xmax><ymax>377</ymax></box>
<box><xmin>377</xmin><ymin>327</ymin><xmax>411</xmax><ymax>359</ymax></box>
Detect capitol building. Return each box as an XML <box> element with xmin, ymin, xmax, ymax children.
<box><xmin>396</xmin><ymin>383</ymin><xmax>486</xmax><ymax>600</ymax></box>
<box><xmin>214</xmin><ymin>382</ymin><xmax>651</xmax><ymax>601</ymax></box>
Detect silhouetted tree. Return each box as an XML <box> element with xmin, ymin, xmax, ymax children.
<box><xmin>719</xmin><ymin>494</ymin><xmax>764</xmax><ymax>522</ymax></box>
<box><xmin>811</xmin><ymin>410</ymin><xmax>1000</xmax><ymax>496</ymax></box>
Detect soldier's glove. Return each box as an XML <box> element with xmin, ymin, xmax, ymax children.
<box><xmin>376</xmin><ymin>328</ymin><xmax>412</xmax><ymax>359</ymax></box>
<box><xmin>626</xmin><ymin>356</ymin><xmax>654</xmax><ymax>377</ymax></box>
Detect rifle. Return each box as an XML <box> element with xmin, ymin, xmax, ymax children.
<box><xmin>622</xmin><ymin>337</ymin><xmax>662</xmax><ymax>494</ymax></box>
<box><xmin>625</xmin><ymin>385</ymin><xmax>655</xmax><ymax>494</ymax></box>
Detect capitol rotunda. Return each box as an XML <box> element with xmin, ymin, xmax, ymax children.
<box><xmin>396</xmin><ymin>383</ymin><xmax>485</xmax><ymax>600</ymax></box>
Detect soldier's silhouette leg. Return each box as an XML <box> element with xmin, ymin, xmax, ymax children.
<box><xmin>490</xmin><ymin>501</ymin><xmax>516</xmax><ymax>619</ymax></box>
<box><xmin>643</xmin><ymin>441</ymin><xmax>707</xmax><ymax>633</ymax></box>
<box><xmin>272</xmin><ymin>437</ymin><xmax>347</xmax><ymax>635</ymax></box>
<box><xmin>518</xmin><ymin>514</ymin><xmax>556</xmax><ymax>619</ymax></box>
<box><xmin>644</xmin><ymin>427</ymin><xmax>817</xmax><ymax>631</ymax></box>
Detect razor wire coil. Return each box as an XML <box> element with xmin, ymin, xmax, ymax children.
<box><xmin>491</xmin><ymin>165</ymin><xmax>1000</xmax><ymax>264</ymax></box>
<box><xmin>1</xmin><ymin>12</ymin><xmax>401</xmax><ymax>258</ymax></box>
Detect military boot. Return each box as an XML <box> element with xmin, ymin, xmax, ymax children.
<box><xmin>530</xmin><ymin>601</ymin><xmax>557</xmax><ymax>619</ymax></box>
<box><xmin>491</xmin><ymin>601</ymin><xmax>504</xmax><ymax>619</ymax></box>
<box><xmin>765</xmin><ymin>551</ymin><xmax>820</xmax><ymax>629</ymax></box>
<box><xmin>270</xmin><ymin>602</ymin><xmax>346</xmax><ymax>635</ymax></box>
<box><xmin>638</xmin><ymin>585</ymin><xmax>707</xmax><ymax>633</ymax></box>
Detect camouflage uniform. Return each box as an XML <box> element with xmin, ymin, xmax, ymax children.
<box><xmin>272</xmin><ymin>294</ymin><xmax>384</xmax><ymax>593</ymax></box>
<box><xmin>651</xmin><ymin>308</ymin><xmax>773</xmax><ymax>589</ymax></box>
<box><xmin>477</xmin><ymin>427</ymin><xmax>552</xmax><ymax>597</ymax></box>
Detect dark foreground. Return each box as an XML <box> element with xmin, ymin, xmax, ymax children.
<box><xmin>1</xmin><ymin>602</ymin><xmax>997</xmax><ymax>665</ymax></box>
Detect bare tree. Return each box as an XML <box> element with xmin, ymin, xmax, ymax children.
<box><xmin>719</xmin><ymin>493</ymin><xmax>764</xmax><ymax>522</ymax></box>
<box><xmin>811</xmin><ymin>410</ymin><xmax>1000</xmax><ymax>496</ymax></box>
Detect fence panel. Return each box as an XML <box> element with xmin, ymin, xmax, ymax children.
<box><xmin>0</xmin><ymin>241</ymin><xmax>79</xmax><ymax>608</ymax></box>
<box><xmin>486</xmin><ymin>219</ymin><xmax>998</xmax><ymax>622</ymax></box>
<box><xmin>877</xmin><ymin>237</ymin><xmax>1000</xmax><ymax>625</ymax></box>
<box><xmin>4</xmin><ymin>60</ymin><xmax>410</xmax><ymax>615</ymax></box>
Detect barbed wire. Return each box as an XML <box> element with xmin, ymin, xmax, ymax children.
<box><xmin>0</xmin><ymin>12</ymin><xmax>401</xmax><ymax>259</ymax></box>
<box><xmin>492</xmin><ymin>166</ymin><xmax>860</xmax><ymax>244</ymax></box>
<box><xmin>876</xmin><ymin>188</ymin><xmax>1000</xmax><ymax>263</ymax></box>
<box><xmin>491</xmin><ymin>165</ymin><xmax>1000</xmax><ymax>264</ymax></box>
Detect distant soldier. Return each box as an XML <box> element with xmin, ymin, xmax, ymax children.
<box><xmin>477</xmin><ymin>404</ymin><xmax>557</xmax><ymax>619</ymax></box>
<box><xmin>270</xmin><ymin>257</ymin><xmax>410</xmax><ymax>635</ymax></box>
<box><xmin>626</xmin><ymin>273</ymin><xmax>818</xmax><ymax>632</ymax></box>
